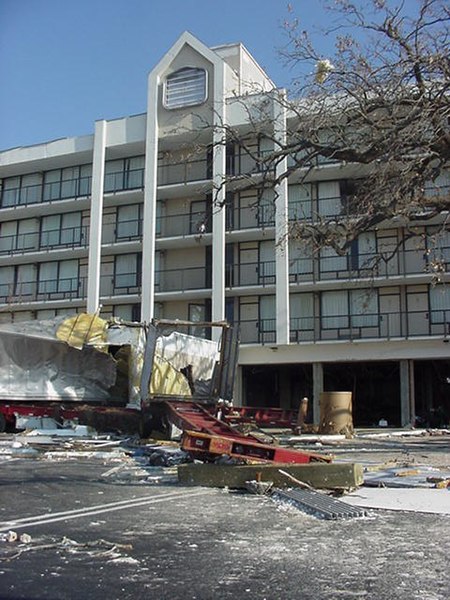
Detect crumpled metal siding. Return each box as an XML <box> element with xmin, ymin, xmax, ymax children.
<box><xmin>0</xmin><ymin>330</ymin><xmax>116</xmax><ymax>402</ymax></box>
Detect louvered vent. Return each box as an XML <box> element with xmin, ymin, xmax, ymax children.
<box><xmin>164</xmin><ymin>67</ymin><xmax>207</xmax><ymax>109</ymax></box>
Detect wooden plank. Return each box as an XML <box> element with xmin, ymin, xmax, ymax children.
<box><xmin>178</xmin><ymin>462</ymin><xmax>364</xmax><ymax>490</ymax></box>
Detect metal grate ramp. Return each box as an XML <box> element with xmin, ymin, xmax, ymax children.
<box><xmin>272</xmin><ymin>488</ymin><xmax>367</xmax><ymax>520</ymax></box>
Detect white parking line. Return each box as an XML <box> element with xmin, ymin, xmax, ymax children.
<box><xmin>0</xmin><ymin>489</ymin><xmax>213</xmax><ymax>531</ymax></box>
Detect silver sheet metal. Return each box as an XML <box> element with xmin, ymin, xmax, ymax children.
<box><xmin>0</xmin><ymin>328</ymin><xmax>116</xmax><ymax>403</ymax></box>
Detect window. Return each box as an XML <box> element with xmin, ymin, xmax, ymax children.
<box><xmin>0</xmin><ymin>265</ymin><xmax>35</xmax><ymax>302</ymax></box>
<box><xmin>189</xmin><ymin>200</ymin><xmax>209</xmax><ymax>234</ymax></box>
<box><xmin>20</xmin><ymin>173</ymin><xmax>42</xmax><ymax>204</ymax></box>
<box><xmin>0</xmin><ymin>219</ymin><xmax>39</xmax><ymax>253</ymax></box>
<box><xmin>43</xmin><ymin>165</ymin><xmax>92</xmax><ymax>201</ymax></box>
<box><xmin>320</xmin><ymin>246</ymin><xmax>347</xmax><ymax>276</ymax></box>
<box><xmin>225</xmin><ymin>297</ymin><xmax>235</xmax><ymax>324</ymax></box>
<box><xmin>321</xmin><ymin>290</ymin><xmax>348</xmax><ymax>329</ymax></box>
<box><xmin>340</xmin><ymin>180</ymin><xmax>358</xmax><ymax>215</ymax></box>
<box><xmin>257</xmin><ymin>189</ymin><xmax>275</xmax><ymax>227</ymax></box>
<box><xmin>321</xmin><ymin>289</ymin><xmax>378</xmax><ymax>330</ymax></box>
<box><xmin>155</xmin><ymin>201</ymin><xmax>164</xmax><ymax>236</ymax></box>
<box><xmin>0</xmin><ymin>221</ymin><xmax>16</xmax><ymax>253</ymax></box>
<box><xmin>1</xmin><ymin>173</ymin><xmax>42</xmax><ymax>207</ymax></box>
<box><xmin>164</xmin><ymin>67</ymin><xmax>207</xmax><ymax>109</ymax></box>
<box><xmin>258</xmin><ymin>137</ymin><xmax>273</xmax><ymax>170</ymax></box>
<box><xmin>426</xmin><ymin>228</ymin><xmax>450</xmax><ymax>272</ymax></box>
<box><xmin>225</xmin><ymin>243</ymin><xmax>234</xmax><ymax>287</ymax></box>
<box><xmin>288</xmin><ymin>184</ymin><xmax>312</xmax><ymax>221</ymax></box>
<box><xmin>114</xmin><ymin>253</ymin><xmax>142</xmax><ymax>290</ymax></box>
<box><xmin>104</xmin><ymin>160</ymin><xmax>123</xmax><ymax>193</ymax></box>
<box><xmin>126</xmin><ymin>156</ymin><xmax>145</xmax><ymax>189</ymax></box>
<box><xmin>116</xmin><ymin>205</ymin><xmax>143</xmax><ymax>240</ymax></box>
<box><xmin>1</xmin><ymin>176</ymin><xmax>21</xmax><ymax>207</ymax></box>
<box><xmin>104</xmin><ymin>156</ymin><xmax>145</xmax><ymax>193</ymax></box>
<box><xmin>429</xmin><ymin>285</ymin><xmax>450</xmax><ymax>324</ymax></box>
<box><xmin>350</xmin><ymin>232</ymin><xmax>377</xmax><ymax>272</ymax></box>
<box><xmin>318</xmin><ymin>181</ymin><xmax>341</xmax><ymax>217</ymax></box>
<box><xmin>350</xmin><ymin>289</ymin><xmax>378</xmax><ymax>327</ymax></box>
<box><xmin>259</xmin><ymin>240</ymin><xmax>276</xmax><ymax>283</ymax></box>
<box><xmin>289</xmin><ymin>242</ymin><xmax>313</xmax><ymax>281</ymax></box>
<box><xmin>154</xmin><ymin>251</ymin><xmax>162</xmax><ymax>291</ymax></box>
<box><xmin>259</xmin><ymin>295</ymin><xmax>276</xmax><ymax>342</ymax></box>
<box><xmin>424</xmin><ymin>170</ymin><xmax>450</xmax><ymax>197</ymax></box>
<box><xmin>290</xmin><ymin>293</ymin><xmax>314</xmax><ymax>340</ymax></box>
<box><xmin>43</xmin><ymin>170</ymin><xmax>61</xmax><ymax>201</ymax></box>
<box><xmin>38</xmin><ymin>260</ymin><xmax>79</xmax><ymax>296</ymax></box>
<box><xmin>14</xmin><ymin>264</ymin><xmax>35</xmax><ymax>298</ymax></box>
<box><xmin>189</xmin><ymin>303</ymin><xmax>206</xmax><ymax>337</ymax></box>
<box><xmin>113</xmin><ymin>304</ymin><xmax>141</xmax><ymax>322</ymax></box>
<box><xmin>40</xmin><ymin>213</ymin><xmax>82</xmax><ymax>248</ymax></box>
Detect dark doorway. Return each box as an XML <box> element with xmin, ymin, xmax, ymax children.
<box><xmin>414</xmin><ymin>359</ymin><xmax>450</xmax><ymax>427</ymax></box>
<box><xmin>242</xmin><ymin>364</ymin><xmax>313</xmax><ymax>413</ymax></box>
<box><xmin>324</xmin><ymin>361</ymin><xmax>400</xmax><ymax>427</ymax></box>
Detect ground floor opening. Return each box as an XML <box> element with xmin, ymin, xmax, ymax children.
<box><xmin>414</xmin><ymin>359</ymin><xmax>450</xmax><ymax>427</ymax></box>
<box><xmin>241</xmin><ymin>359</ymin><xmax>450</xmax><ymax>428</ymax></box>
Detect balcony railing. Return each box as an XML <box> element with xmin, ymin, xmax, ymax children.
<box><xmin>236</xmin><ymin>309</ymin><xmax>450</xmax><ymax>344</ymax></box>
<box><xmin>227</xmin><ymin>203</ymin><xmax>275</xmax><ymax>230</ymax></box>
<box><xmin>288</xmin><ymin>187</ymin><xmax>450</xmax><ymax>222</ymax></box>
<box><xmin>0</xmin><ymin>276</ymin><xmax>86</xmax><ymax>303</ymax></box>
<box><xmin>104</xmin><ymin>168</ymin><xmax>144</xmax><ymax>193</ymax></box>
<box><xmin>0</xmin><ymin>177</ymin><xmax>92</xmax><ymax>208</ymax></box>
<box><xmin>157</xmin><ymin>211</ymin><xmax>211</xmax><ymax>238</ymax></box>
<box><xmin>226</xmin><ymin>260</ymin><xmax>276</xmax><ymax>287</ymax></box>
<box><xmin>155</xmin><ymin>266</ymin><xmax>210</xmax><ymax>292</ymax></box>
<box><xmin>0</xmin><ymin>226</ymin><xmax>89</xmax><ymax>255</ymax></box>
<box><xmin>157</xmin><ymin>157</ymin><xmax>209</xmax><ymax>186</ymax></box>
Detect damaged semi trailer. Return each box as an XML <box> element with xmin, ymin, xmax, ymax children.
<box><xmin>0</xmin><ymin>313</ymin><xmax>239</xmax><ymax>436</ymax></box>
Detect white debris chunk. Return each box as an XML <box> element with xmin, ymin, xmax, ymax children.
<box><xmin>6</xmin><ymin>531</ymin><xmax>18</xmax><ymax>543</ymax></box>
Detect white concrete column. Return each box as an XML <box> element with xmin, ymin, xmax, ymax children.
<box><xmin>141</xmin><ymin>73</ymin><xmax>160</xmax><ymax>322</ymax></box>
<box><xmin>400</xmin><ymin>359</ymin><xmax>415</xmax><ymax>426</ymax></box>
<box><xmin>313</xmin><ymin>362</ymin><xmax>324</xmax><ymax>424</ymax></box>
<box><xmin>274</xmin><ymin>91</ymin><xmax>289</xmax><ymax>345</ymax></box>
<box><xmin>211</xmin><ymin>63</ymin><xmax>226</xmax><ymax>341</ymax></box>
<box><xmin>87</xmin><ymin>120</ymin><xmax>107</xmax><ymax>314</ymax></box>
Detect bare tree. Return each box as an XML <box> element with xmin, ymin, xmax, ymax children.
<box><xmin>219</xmin><ymin>0</ymin><xmax>450</xmax><ymax>276</ymax></box>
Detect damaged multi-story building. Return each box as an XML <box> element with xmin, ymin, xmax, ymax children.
<box><xmin>0</xmin><ymin>32</ymin><xmax>449</xmax><ymax>428</ymax></box>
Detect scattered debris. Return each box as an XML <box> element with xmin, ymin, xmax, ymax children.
<box><xmin>0</xmin><ymin>536</ymin><xmax>134</xmax><ymax>563</ymax></box>
<box><xmin>363</xmin><ymin>465</ymin><xmax>450</xmax><ymax>489</ymax></box>
<box><xmin>278</xmin><ymin>433</ymin><xmax>347</xmax><ymax>445</ymax></box>
<box><xmin>1</xmin><ymin>531</ymin><xmax>33</xmax><ymax>545</ymax></box>
<box><xmin>244</xmin><ymin>479</ymin><xmax>273</xmax><ymax>495</ymax></box>
<box><xmin>356</xmin><ymin>428</ymin><xmax>450</xmax><ymax>439</ymax></box>
<box><xmin>146</xmin><ymin>446</ymin><xmax>191</xmax><ymax>467</ymax></box>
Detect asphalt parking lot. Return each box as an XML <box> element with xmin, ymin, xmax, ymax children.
<box><xmin>1</xmin><ymin>436</ymin><xmax>449</xmax><ymax>600</ymax></box>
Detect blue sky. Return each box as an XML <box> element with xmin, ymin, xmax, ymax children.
<box><xmin>0</xmin><ymin>0</ymin><xmax>334</xmax><ymax>150</ymax></box>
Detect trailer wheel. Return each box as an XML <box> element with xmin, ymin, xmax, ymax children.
<box><xmin>0</xmin><ymin>412</ymin><xmax>6</xmax><ymax>434</ymax></box>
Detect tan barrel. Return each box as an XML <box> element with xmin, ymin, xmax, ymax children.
<box><xmin>319</xmin><ymin>391</ymin><xmax>353</xmax><ymax>435</ymax></box>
